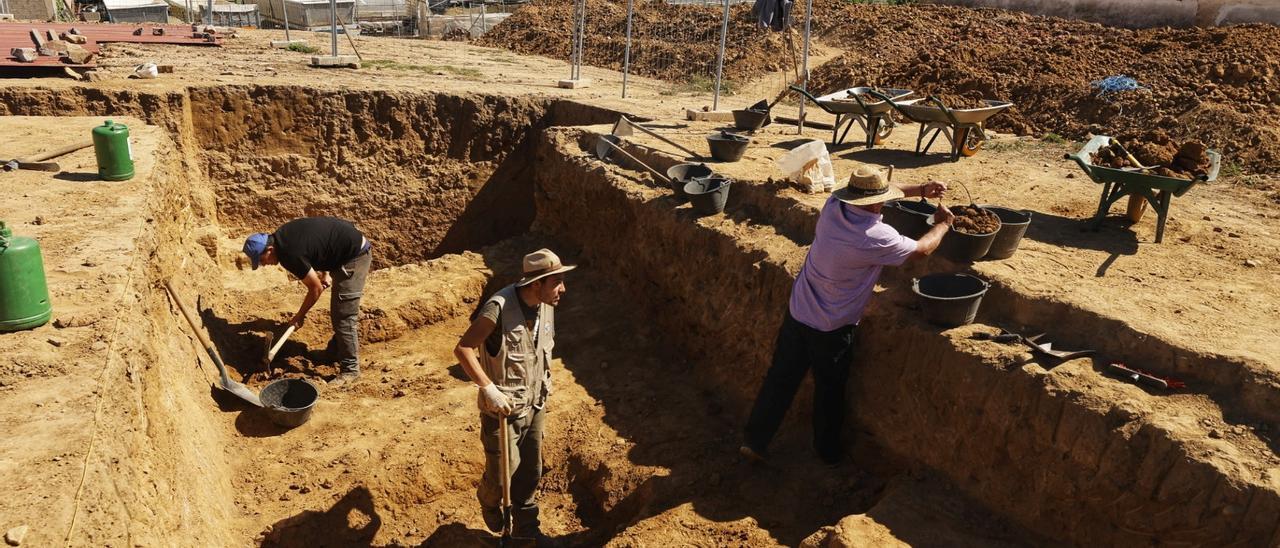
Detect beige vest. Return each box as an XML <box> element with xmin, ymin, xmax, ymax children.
<box><xmin>480</xmin><ymin>284</ymin><xmax>554</xmax><ymax>417</ymax></box>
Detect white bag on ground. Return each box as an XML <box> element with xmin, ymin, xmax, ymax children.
<box><xmin>777</xmin><ymin>139</ymin><xmax>835</xmax><ymax>193</ymax></box>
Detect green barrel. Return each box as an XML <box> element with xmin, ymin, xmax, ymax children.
<box><xmin>92</xmin><ymin>120</ymin><xmax>135</xmax><ymax>181</ymax></box>
<box><xmin>0</xmin><ymin>220</ymin><xmax>53</xmax><ymax>332</ymax></box>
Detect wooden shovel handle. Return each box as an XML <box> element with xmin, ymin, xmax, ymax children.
<box><xmin>19</xmin><ymin>140</ymin><xmax>93</xmax><ymax>163</ymax></box>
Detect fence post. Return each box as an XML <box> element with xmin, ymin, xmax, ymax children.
<box><xmin>713</xmin><ymin>0</ymin><xmax>729</xmax><ymax>110</ymax></box>
<box><xmin>575</xmin><ymin>0</ymin><xmax>586</xmax><ymax>80</ymax></box>
<box><xmin>797</xmin><ymin>0</ymin><xmax>812</xmax><ymax>134</ymax></box>
<box><xmin>622</xmin><ymin>0</ymin><xmax>633</xmax><ymax>98</ymax></box>
<box><xmin>281</xmin><ymin>0</ymin><xmax>292</xmax><ymax>42</ymax></box>
<box><xmin>329</xmin><ymin>0</ymin><xmax>338</xmax><ymax>55</ymax></box>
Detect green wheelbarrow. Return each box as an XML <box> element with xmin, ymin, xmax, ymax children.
<box><xmin>1066</xmin><ymin>135</ymin><xmax>1221</xmax><ymax>243</ymax></box>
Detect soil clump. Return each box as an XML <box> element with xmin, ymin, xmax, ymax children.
<box><xmin>951</xmin><ymin>204</ymin><xmax>1000</xmax><ymax>234</ymax></box>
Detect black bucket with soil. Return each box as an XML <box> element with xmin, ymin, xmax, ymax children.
<box><xmin>937</xmin><ymin>205</ymin><xmax>1001</xmax><ymax>263</ymax></box>
<box><xmin>981</xmin><ymin>206</ymin><xmax>1032</xmax><ymax>259</ymax></box>
<box><xmin>883</xmin><ymin>199</ymin><xmax>936</xmax><ymax>239</ymax></box>
<box><xmin>260</xmin><ymin>378</ymin><xmax>319</xmax><ymax>428</ymax></box>
<box><xmin>666</xmin><ymin>163</ymin><xmax>714</xmax><ymax>201</ymax></box>
<box><xmin>683</xmin><ymin>176</ymin><xmax>732</xmax><ymax>216</ymax></box>
<box><xmin>912</xmin><ymin>273</ymin><xmax>989</xmax><ymax>327</ymax></box>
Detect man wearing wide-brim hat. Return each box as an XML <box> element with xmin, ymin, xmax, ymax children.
<box><xmin>454</xmin><ymin>248</ymin><xmax>576</xmax><ymax>544</ymax></box>
<box><xmin>741</xmin><ymin>164</ymin><xmax>954</xmax><ymax>466</ymax></box>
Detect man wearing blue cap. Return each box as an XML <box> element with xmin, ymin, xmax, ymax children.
<box><xmin>243</xmin><ymin>216</ymin><xmax>371</xmax><ymax>386</ymax></box>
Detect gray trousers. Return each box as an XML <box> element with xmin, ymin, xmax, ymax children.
<box><xmin>478</xmin><ymin>406</ymin><xmax>545</xmax><ymax>536</ymax></box>
<box><xmin>330</xmin><ymin>250</ymin><xmax>370</xmax><ymax>374</ymax></box>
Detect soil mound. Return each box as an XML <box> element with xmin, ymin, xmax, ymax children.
<box><xmin>477</xmin><ymin>0</ymin><xmax>805</xmax><ymax>82</ymax></box>
<box><xmin>805</xmin><ymin>3</ymin><xmax>1280</xmax><ymax>174</ymax></box>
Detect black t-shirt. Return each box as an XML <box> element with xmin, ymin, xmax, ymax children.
<box><xmin>272</xmin><ymin>217</ymin><xmax>365</xmax><ymax>280</ymax></box>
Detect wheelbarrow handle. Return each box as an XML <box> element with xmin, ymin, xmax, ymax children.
<box><xmin>925</xmin><ymin>95</ymin><xmax>964</xmax><ymax>128</ymax></box>
<box><xmin>788</xmin><ymin>85</ymin><xmax>839</xmax><ymax>116</ymax></box>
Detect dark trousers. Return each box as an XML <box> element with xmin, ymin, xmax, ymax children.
<box><xmin>478</xmin><ymin>406</ymin><xmax>545</xmax><ymax>536</ymax></box>
<box><xmin>744</xmin><ymin>309</ymin><xmax>856</xmax><ymax>462</ymax></box>
<box><xmin>329</xmin><ymin>250</ymin><xmax>371</xmax><ymax>374</ymax></box>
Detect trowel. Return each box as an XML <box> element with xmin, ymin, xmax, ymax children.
<box><xmin>1022</xmin><ymin>333</ymin><xmax>1094</xmax><ymax>361</ymax></box>
<box><xmin>164</xmin><ymin>280</ymin><xmax>262</xmax><ymax>406</ymax></box>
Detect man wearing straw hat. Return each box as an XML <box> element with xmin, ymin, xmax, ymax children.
<box><xmin>741</xmin><ymin>165</ymin><xmax>954</xmax><ymax>466</ymax></box>
<box><xmin>454</xmin><ymin>248</ymin><xmax>576</xmax><ymax>544</ymax></box>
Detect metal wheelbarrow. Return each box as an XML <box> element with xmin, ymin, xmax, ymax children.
<box><xmin>871</xmin><ymin>92</ymin><xmax>1013</xmax><ymax>161</ymax></box>
<box><xmin>1065</xmin><ymin>135</ymin><xmax>1220</xmax><ymax>243</ymax></box>
<box><xmin>789</xmin><ymin>86</ymin><xmax>918</xmax><ymax>149</ymax></box>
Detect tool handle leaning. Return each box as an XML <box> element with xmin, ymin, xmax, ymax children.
<box><xmin>164</xmin><ymin>280</ymin><xmax>232</xmax><ymax>384</ymax></box>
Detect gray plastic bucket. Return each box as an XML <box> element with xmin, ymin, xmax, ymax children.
<box><xmin>936</xmin><ymin>206</ymin><xmax>1001</xmax><ymax>263</ymax></box>
<box><xmin>981</xmin><ymin>206</ymin><xmax>1032</xmax><ymax>260</ymax></box>
<box><xmin>732</xmin><ymin>109</ymin><xmax>768</xmax><ymax>131</ymax></box>
<box><xmin>666</xmin><ymin>163</ymin><xmax>714</xmax><ymax>201</ymax></box>
<box><xmin>912</xmin><ymin>273</ymin><xmax>989</xmax><ymax>327</ymax></box>
<box><xmin>260</xmin><ymin>378</ymin><xmax>319</xmax><ymax>428</ymax></box>
<box><xmin>707</xmin><ymin>132</ymin><xmax>750</xmax><ymax>162</ymax></box>
<box><xmin>683</xmin><ymin>176</ymin><xmax>732</xmax><ymax>215</ymax></box>
<box><xmin>883</xmin><ymin>199</ymin><xmax>936</xmax><ymax>239</ymax></box>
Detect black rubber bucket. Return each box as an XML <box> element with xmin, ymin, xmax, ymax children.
<box><xmin>666</xmin><ymin>163</ymin><xmax>714</xmax><ymax>201</ymax></box>
<box><xmin>684</xmin><ymin>176</ymin><xmax>732</xmax><ymax>215</ymax></box>
<box><xmin>260</xmin><ymin>378</ymin><xmax>319</xmax><ymax>428</ymax></box>
<box><xmin>732</xmin><ymin>109</ymin><xmax>768</xmax><ymax>131</ymax></box>
<box><xmin>912</xmin><ymin>273</ymin><xmax>990</xmax><ymax>327</ymax></box>
<box><xmin>707</xmin><ymin>132</ymin><xmax>750</xmax><ymax>162</ymax></box>
<box><xmin>883</xmin><ymin>199</ymin><xmax>936</xmax><ymax>239</ymax></box>
<box><xmin>982</xmin><ymin>206</ymin><xmax>1032</xmax><ymax>260</ymax></box>
<box><xmin>937</xmin><ymin>207</ymin><xmax>1001</xmax><ymax>263</ymax></box>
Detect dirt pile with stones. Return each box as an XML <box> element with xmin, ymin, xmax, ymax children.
<box><xmin>805</xmin><ymin>2</ymin><xmax>1280</xmax><ymax>174</ymax></box>
<box><xmin>478</xmin><ymin>0</ymin><xmax>808</xmax><ymax>83</ymax></box>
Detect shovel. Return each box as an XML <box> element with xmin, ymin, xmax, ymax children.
<box><xmin>595</xmin><ymin>134</ymin><xmax>674</xmax><ymax>186</ymax></box>
<box><xmin>3</xmin><ymin>140</ymin><xmax>94</xmax><ymax>172</ymax></box>
<box><xmin>613</xmin><ymin>116</ymin><xmax>701</xmax><ymax>159</ymax></box>
<box><xmin>164</xmin><ymin>280</ymin><xmax>263</xmax><ymax>406</ymax></box>
<box><xmin>497</xmin><ymin>417</ymin><xmax>526</xmax><ymax>547</ymax></box>
<box><xmin>262</xmin><ymin>324</ymin><xmax>296</xmax><ymax>379</ymax></box>
<box><xmin>1022</xmin><ymin>333</ymin><xmax>1095</xmax><ymax>361</ymax></box>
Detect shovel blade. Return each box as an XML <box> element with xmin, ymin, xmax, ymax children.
<box><xmin>595</xmin><ymin>134</ymin><xmax>619</xmax><ymax>161</ymax></box>
<box><xmin>612</xmin><ymin>117</ymin><xmax>635</xmax><ymax>137</ymax></box>
<box><xmin>220</xmin><ymin>378</ymin><xmax>263</xmax><ymax>406</ymax></box>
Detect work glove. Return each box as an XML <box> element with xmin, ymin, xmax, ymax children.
<box><xmin>478</xmin><ymin>383</ymin><xmax>512</xmax><ymax>416</ymax></box>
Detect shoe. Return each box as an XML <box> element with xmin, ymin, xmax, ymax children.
<box><xmin>481</xmin><ymin>505</ymin><xmax>503</xmax><ymax>533</ymax></box>
<box><xmin>738</xmin><ymin>444</ymin><xmax>768</xmax><ymax>465</ymax></box>
<box><xmin>328</xmin><ymin>371</ymin><xmax>360</xmax><ymax>387</ymax></box>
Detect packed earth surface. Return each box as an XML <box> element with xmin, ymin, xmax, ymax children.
<box><xmin>1</xmin><ymin>2</ymin><xmax>1279</xmax><ymax>546</ymax></box>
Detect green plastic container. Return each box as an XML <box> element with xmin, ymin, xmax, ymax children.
<box><xmin>92</xmin><ymin>120</ymin><xmax>134</xmax><ymax>181</ymax></box>
<box><xmin>0</xmin><ymin>220</ymin><xmax>53</xmax><ymax>332</ymax></box>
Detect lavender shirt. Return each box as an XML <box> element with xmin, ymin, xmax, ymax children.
<box><xmin>789</xmin><ymin>196</ymin><xmax>918</xmax><ymax>331</ymax></box>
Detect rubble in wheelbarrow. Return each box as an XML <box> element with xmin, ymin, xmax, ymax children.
<box><xmin>1090</xmin><ymin>131</ymin><xmax>1212</xmax><ymax>178</ymax></box>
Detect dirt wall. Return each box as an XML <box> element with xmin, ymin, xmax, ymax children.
<box><xmin>931</xmin><ymin>0</ymin><xmax>1280</xmax><ymax>27</ymax></box>
<box><xmin>532</xmin><ymin>126</ymin><xmax>1280</xmax><ymax>545</ymax></box>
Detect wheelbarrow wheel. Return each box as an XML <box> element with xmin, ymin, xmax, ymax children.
<box><xmin>1125</xmin><ymin>194</ymin><xmax>1147</xmax><ymax>223</ymax></box>
<box><xmin>873</xmin><ymin>119</ymin><xmax>894</xmax><ymax>145</ymax></box>
<box><xmin>958</xmin><ymin>127</ymin><xmax>983</xmax><ymax>157</ymax></box>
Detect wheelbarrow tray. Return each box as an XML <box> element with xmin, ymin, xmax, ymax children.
<box><xmin>815</xmin><ymin>87</ymin><xmax>918</xmax><ymax>115</ymax></box>
<box><xmin>896</xmin><ymin>99</ymin><xmax>1015</xmax><ymax>125</ymax></box>
<box><xmin>1066</xmin><ymin>135</ymin><xmax>1221</xmax><ymax>196</ymax></box>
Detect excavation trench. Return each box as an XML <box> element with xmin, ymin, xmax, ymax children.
<box><xmin>1</xmin><ymin>85</ymin><xmax>1274</xmax><ymax>546</ymax></box>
